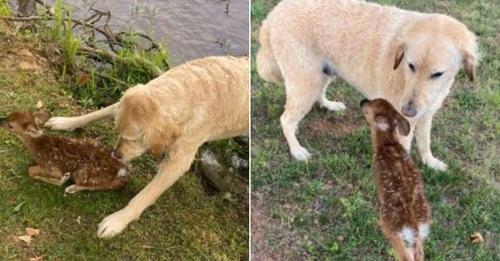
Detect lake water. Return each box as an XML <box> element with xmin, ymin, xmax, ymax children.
<box><xmin>61</xmin><ymin>0</ymin><xmax>249</xmax><ymax>65</ymax></box>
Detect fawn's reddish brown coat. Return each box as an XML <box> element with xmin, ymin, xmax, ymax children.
<box><xmin>362</xmin><ymin>99</ymin><xmax>431</xmax><ymax>261</ymax></box>
<box><xmin>0</xmin><ymin>111</ymin><xmax>126</xmax><ymax>194</ymax></box>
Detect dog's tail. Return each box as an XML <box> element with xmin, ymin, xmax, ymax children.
<box><xmin>256</xmin><ymin>19</ymin><xmax>283</xmax><ymax>83</ymax></box>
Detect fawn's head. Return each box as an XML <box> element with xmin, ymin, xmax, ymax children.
<box><xmin>0</xmin><ymin>111</ymin><xmax>51</xmax><ymax>138</ymax></box>
<box><xmin>361</xmin><ymin>99</ymin><xmax>410</xmax><ymax>139</ymax></box>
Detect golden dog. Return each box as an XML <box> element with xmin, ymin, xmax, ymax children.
<box><xmin>257</xmin><ymin>0</ymin><xmax>478</xmax><ymax>171</ymax></box>
<box><xmin>46</xmin><ymin>56</ymin><xmax>249</xmax><ymax>238</ymax></box>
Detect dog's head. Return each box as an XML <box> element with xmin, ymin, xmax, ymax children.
<box><xmin>361</xmin><ymin>98</ymin><xmax>410</xmax><ymax>138</ymax></box>
<box><xmin>0</xmin><ymin>110</ymin><xmax>51</xmax><ymax>138</ymax></box>
<box><xmin>112</xmin><ymin>85</ymin><xmax>179</xmax><ymax>162</ymax></box>
<box><xmin>392</xmin><ymin>14</ymin><xmax>478</xmax><ymax>118</ymax></box>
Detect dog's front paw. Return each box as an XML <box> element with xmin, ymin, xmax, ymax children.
<box><xmin>44</xmin><ymin>117</ymin><xmax>79</xmax><ymax>131</ymax></box>
<box><xmin>290</xmin><ymin>146</ymin><xmax>311</xmax><ymax>161</ymax></box>
<box><xmin>322</xmin><ymin>101</ymin><xmax>346</xmax><ymax>112</ymax></box>
<box><xmin>422</xmin><ymin>154</ymin><xmax>448</xmax><ymax>172</ymax></box>
<box><xmin>97</xmin><ymin>210</ymin><xmax>131</xmax><ymax>238</ymax></box>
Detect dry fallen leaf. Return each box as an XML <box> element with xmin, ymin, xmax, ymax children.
<box><xmin>36</xmin><ymin>100</ymin><xmax>44</xmax><ymax>109</ymax></box>
<box><xmin>29</xmin><ymin>257</ymin><xmax>43</xmax><ymax>261</ymax></box>
<box><xmin>470</xmin><ymin>232</ymin><xmax>484</xmax><ymax>244</ymax></box>
<box><xmin>25</xmin><ymin>228</ymin><xmax>40</xmax><ymax>237</ymax></box>
<box><xmin>76</xmin><ymin>216</ymin><xmax>82</xmax><ymax>225</ymax></box>
<box><xmin>18</xmin><ymin>235</ymin><xmax>32</xmax><ymax>245</ymax></box>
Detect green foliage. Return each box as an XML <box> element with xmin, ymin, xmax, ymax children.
<box><xmin>0</xmin><ymin>0</ymin><xmax>10</xmax><ymax>17</ymax></box>
<box><xmin>50</xmin><ymin>0</ymin><xmax>65</xmax><ymax>40</ymax></box>
<box><xmin>40</xmin><ymin>0</ymin><xmax>169</xmax><ymax>107</ymax></box>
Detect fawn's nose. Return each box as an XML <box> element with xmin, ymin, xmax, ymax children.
<box><xmin>111</xmin><ymin>150</ymin><xmax>123</xmax><ymax>160</ymax></box>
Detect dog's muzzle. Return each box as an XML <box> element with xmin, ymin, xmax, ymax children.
<box><xmin>111</xmin><ymin>150</ymin><xmax>128</xmax><ymax>166</ymax></box>
<box><xmin>402</xmin><ymin>101</ymin><xmax>417</xmax><ymax>117</ymax></box>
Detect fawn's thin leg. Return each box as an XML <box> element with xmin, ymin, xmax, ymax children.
<box><xmin>415</xmin><ymin>237</ymin><xmax>425</xmax><ymax>261</ymax></box>
<box><xmin>387</xmin><ymin>233</ymin><xmax>414</xmax><ymax>261</ymax></box>
<box><xmin>65</xmin><ymin>178</ymin><xmax>126</xmax><ymax>195</ymax></box>
<box><xmin>28</xmin><ymin>166</ymin><xmax>70</xmax><ymax>186</ymax></box>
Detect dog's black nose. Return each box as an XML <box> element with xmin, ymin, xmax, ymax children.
<box><xmin>402</xmin><ymin>101</ymin><xmax>417</xmax><ymax>117</ymax></box>
<box><xmin>360</xmin><ymin>99</ymin><xmax>369</xmax><ymax>107</ymax></box>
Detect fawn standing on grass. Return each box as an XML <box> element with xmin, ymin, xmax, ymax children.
<box><xmin>361</xmin><ymin>99</ymin><xmax>431</xmax><ymax>261</ymax></box>
<box><xmin>0</xmin><ymin>110</ymin><xmax>127</xmax><ymax>195</ymax></box>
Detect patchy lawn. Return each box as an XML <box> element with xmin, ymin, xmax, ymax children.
<box><xmin>251</xmin><ymin>0</ymin><xmax>499</xmax><ymax>260</ymax></box>
<box><xmin>0</xmin><ymin>22</ymin><xmax>248</xmax><ymax>260</ymax></box>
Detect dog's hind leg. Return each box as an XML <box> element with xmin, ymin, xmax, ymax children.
<box><xmin>275</xmin><ymin>45</ymin><xmax>327</xmax><ymax>161</ymax></box>
<box><xmin>45</xmin><ymin>102</ymin><xmax>119</xmax><ymax>131</ymax></box>
<box><xmin>97</xmin><ymin>140</ymin><xmax>201</xmax><ymax>238</ymax></box>
<box><xmin>280</xmin><ymin>70</ymin><xmax>327</xmax><ymax>161</ymax></box>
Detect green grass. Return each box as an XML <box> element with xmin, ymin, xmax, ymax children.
<box><xmin>251</xmin><ymin>0</ymin><xmax>499</xmax><ymax>260</ymax></box>
<box><xmin>0</xmin><ymin>17</ymin><xmax>247</xmax><ymax>261</ymax></box>
<box><xmin>0</xmin><ymin>0</ymin><xmax>9</xmax><ymax>17</ymax></box>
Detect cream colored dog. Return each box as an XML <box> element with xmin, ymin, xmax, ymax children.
<box><xmin>45</xmin><ymin>56</ymin><xmax>249</xmax><ymax>238</ymax></box>
<box><xmin>257</xmin><ymin>0</ymin><xmax>478</xmax><ymax>171</ymax></box>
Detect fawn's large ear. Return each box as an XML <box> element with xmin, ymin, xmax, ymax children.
<box><xmin>395</xmin><ymin>113</ymin><xmax>411</xmax><ymax>136</ymax></box>
<box><xmin>374</xmin><ymin>115</ymin><xmax>390</xmax><ymax>131</ymax></box>
<box><xmin>26</xmin><ymin>125</ymin><xmax>43</xmax><ymax>137</ymax></box>
<box><xmin>33</xmin><ymin>110</ymin><xmax>51</xmax><ymax>126</ymax></box>
<box><xmin>393</xmin><ymin>43</ymin><xmax>406</xmax><ymax>70</ymax></box>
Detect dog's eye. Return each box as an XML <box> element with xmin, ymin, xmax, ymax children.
<box><xmin>430</xmin><ymin>72</ymin><xmax>444</xmax><ymax>79</ymax></box>
<box><xmin>408</xmin><ymin>63</ymin><xmax>416</xmax><ymax>72</ymax></box>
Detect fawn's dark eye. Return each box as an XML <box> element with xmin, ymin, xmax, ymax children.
<box><xmin>430</xmin><ymin>72</ymin><xmax>444</xmax><ymax>79</ymax></box>
<box><xmin>7</xmin><ymin>123</ymin><xmax>13</xmax><ymax>129</ymax></box>
<box><xmin>408</xmin><ymin>63</ymin><xmax>415</xmax><ymax>72</ymax></box>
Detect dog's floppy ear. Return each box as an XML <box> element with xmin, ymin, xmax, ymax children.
<box><xmin>33</xmin><ymin>110</ymin><xmax>51</xmax><ymax>126</ymax></box>
<box><xmin>393</xmin><ymin>43</ymin><xmax>406</xmax><ymax>70</ymax></box>
<box><xmin>395</xmin><ymin>113</ymin><xmax>411</xmax><ymax>136</ymax></box>
<box><xmin>462</xmin><ymin>49</ymin><xmax>477</xmax><ymax>82</ymax></box>
<box><xmin>144</xmin><ymin>116</ymin><xmax>180</xmax><ymax>155</ymax></box>
<box><xmin>458</xmin><ymin>30</ymin><xmax>478</xmax><ymax>82</ymax></box>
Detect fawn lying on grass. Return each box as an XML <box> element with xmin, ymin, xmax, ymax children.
<box><xmin>0</xmin><ymin>110</ymin><xmax>127</xmax><ymax>195</ymax></box>
<box><xmin>361</xmin><ymin>99</ymin><xmax>431</xmax><ymax>261</ymax></box>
